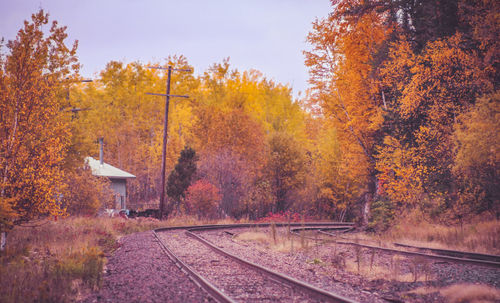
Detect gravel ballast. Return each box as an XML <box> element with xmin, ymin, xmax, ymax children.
<box><xmin>82</xmin><ymin>231</ymin><xmax>213</xmax><ymax>303</ymax></box>
<box><xmin>196</xmin><ymin>227</ymin><xmax>500</xmax><ymax>303</ymax></box>
<box><xmin>82</xmin><ymin>226</ymin><xmax>499</xmax><ymax>303</ymax></box>
<box><xmin>158</xmin><ymin>229</ymin><xmax>326</xmax><ymax>302</ymax></box>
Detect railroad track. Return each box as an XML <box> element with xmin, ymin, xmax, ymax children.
<box><xmin>288</xmin><ymin>227</ymin><xmax>500</xmax><ymax>268</ymax></box>
<box><xmin>392</xmin><ymin>242</ymin><xmax>500</xmax><ymax>263</ymax></box>
<box><xmin>154</xmin><ymin>223</ymin><xmax>358</xmax><ymax>303</ymax></box>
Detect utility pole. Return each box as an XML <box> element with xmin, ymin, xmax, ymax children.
<box><xmin>63</xmin><ymin>78</ymin><xmax>93</xmax><ymax>114</ymax></box>
<box><xmin>146</xmin><ymin>65</ymin><xmax>190</xmax><ymax>220</ymax></box>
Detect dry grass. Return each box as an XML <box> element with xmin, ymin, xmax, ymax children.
<box><xmin>342</xmin><ymin>254</ymin><xmax>432</xmax><ymax>283</ymax></box>
<box><xmin>234</xmin><ymin>227</ymin><xmax>310</xmax><ymax>253</ymax></box>
<box><xmin>406</xmin><ymin>286</ymin><xmax>440</xmax><ymax>295</ymax></box>
<box><xmin>342</xmin><ymin>218</ymin><xmax>500</xmax><ymax>255</ymax></box>
<box><xmin>440</xmin><ymin>284</ymin><xmax>500</xmax><ymax>303</ymax></box>
<box><xmin>385</xmin><ymin>220</ymin><xmax>500</xmax><ymax>254</ymax></box>
<box><xmin>0</xmin><ymin>214</ymin><xmax>228</xmax><ymax>303</ymax></box>
<box><xmin>235</xmin><ymin>231</ymin><xmax>270</xmax><ymax>245</ymax></box>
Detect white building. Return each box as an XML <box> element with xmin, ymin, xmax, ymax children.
<box><xmin>85</xmin><ymin>156</ymin><xmax>136</xmax><ymax>210</ymax></box>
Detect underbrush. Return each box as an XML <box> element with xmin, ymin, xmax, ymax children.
<box><xmin>0</xmin><ymin>215</ymin><xmax>235</xmax><ymax>302</ymax></box>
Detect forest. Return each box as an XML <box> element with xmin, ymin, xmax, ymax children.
<box><xmin>0</xmin><ymin>0</ymin><xmax>498</xmax><ymax>237</ymax></box>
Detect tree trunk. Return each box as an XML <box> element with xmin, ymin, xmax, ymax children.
<box><xmin>362</xmin><ymin>172</ymin><xmax>378</xmax><ymax>227</ymax></box>
<box><xmin>1</xmin><ymin>232</ymin><xmax>6</xmax><ymax>252</ymax></box>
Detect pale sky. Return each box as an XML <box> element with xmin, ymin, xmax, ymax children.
<box><xmin>1</xmin><ymin>0</ymin><xmax>331</xmax><ymax>98</ymax></box>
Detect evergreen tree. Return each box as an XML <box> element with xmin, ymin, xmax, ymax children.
<box><xmin>166</xmin><ymin>146</ymin><xmax>198</xmax><ymax>211</ymax></box>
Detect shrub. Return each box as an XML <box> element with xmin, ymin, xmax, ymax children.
<box><xmin>257</xmin><ymin>211</ymin><xmax>305</xmax><ymax>223</ymax></box>
<box><xmin>369</xmin><ymin>199</ymin><xmax>395</xmax><ymax>231</ymax></box>
<box><xmin>184</xmin><ymin>179</ymin><xmax>221</xmax><ymax>219</ymax></box>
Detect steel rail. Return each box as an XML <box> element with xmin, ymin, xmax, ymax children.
<box><xmin>315</xmin><ymin>229</ymin><xmax>500</xmax><ymax>268</ymax></box>
<box><xmin>291</xmin><ymin>226</ymin><xmax>354</xmax><ymax>233</ymax></box>
<box><xmin>154</xmin><ymin>223</ymin><xmax>358</xmax><ymax>303</ymax></box>
<box><xmin>393</xmin><ymin>242</ymin><xmax>500</xmax><ymax>263</ymax></box>
<box><xmin>153</xmin><ymin>229</ymin><xmax>236</xmax><ymax>303</ymax></box>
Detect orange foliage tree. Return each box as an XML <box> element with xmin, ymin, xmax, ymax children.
<box><xmin>306</xmin><ymin>0</ymin><xmax>498</xmax><ymax>224</ymax></box>
<box><xmin>0</xmin><ymin>10</ymin><xmax>79</xmax><ymax>245</ymax></box>
<box><xmin>267</xmin><ymin>132</ymin><xmax>306</xmax><ymax>212</ymax></box>
<box><xmin>304</xmin><ymin>1</ymin><xmax>391</xmax><ymax>223</ymax></box>
<box><xmin>377</xmin><ymin>32</ymin><xmax>495</xmax><ymax>217</ymax></box>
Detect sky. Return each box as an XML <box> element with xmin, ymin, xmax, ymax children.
<box><xmin>1</xmin><ymin>0</ymin><xmax>331</xmax><ymax>98</ymax></box>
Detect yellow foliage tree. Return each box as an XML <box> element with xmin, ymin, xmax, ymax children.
<box><xmin>74</xmin><ymin>57</ymin><xmax>198</xmax><ymax>207</ymax></box>
<box><xmin>267</xmin><ymin>132</ymin><xmax>306</xmax><ymax>212</ymax></box>
<box><xmin>453</xmin><ymin>92</ymin><xmax>500</xmax><ymax>215</ymax></box>
<box><xmin>378</xmin><ymin>33</ymin><xmax>494</xmax><ymax>211</ymax></box>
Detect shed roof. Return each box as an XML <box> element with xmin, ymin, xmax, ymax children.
<box><xmin>85</xmin><ymin>157</ymin><xmax>136</xmax><ymax>179</ymax></box>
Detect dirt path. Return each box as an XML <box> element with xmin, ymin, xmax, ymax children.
<box><xmin>82</xmin><ymin>231</ymin><xmax>213</xmax><ymax>303</ymax></box>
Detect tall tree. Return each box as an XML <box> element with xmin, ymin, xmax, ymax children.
<box><xmin>305</xmin><ymin>2</ymin><xmax>391</xmax><ymax>224</ymax></box>
<box><xmin>0</xmin><ymin>10</ymin><xmax>79</xmax><ymax>248</ymax></box>
<box><xmin>378</xmin><ymin>33</ymin><xmax>494</xmax><ymax>212</ymax></box>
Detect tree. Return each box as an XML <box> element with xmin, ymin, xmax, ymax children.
<box><xmin>378</xmin><ymin>33</ymin><xmax>494</xmax><ymax>213</ymax></box>
<box><xmin>198</xmin><ymin>149</ymin><xmax>254</xmax><ymax>218</ymax></box>
<box><xmin>0</xmin><ymin>10</ymin><xmax>79</xmax><ymax>249</ymax></box>
<box><xmin>452</xmin><ymin>92</ymin><xmax>500</xmax><ymax>216</ymax></box>
<box><xmin>304</xmin><ymin>3</ymin><xmax>391</xmax><ymax>224</ymax></box>
<box><xmin>62</xmin><ymin>166</ymin><xmax>115</xmax><ymax>215</ymax></box>
<box><xmin>194</xmin><ymin>106</ymin><xmax>266</xmax><ymax>218</ymax></box>
<box><xmin>267</xmin><ymin>132</ymin><xmax>306</xmax><ymax>212</ymax></box>
<box><xmin>314</xmin><ymin>122</ymin><xmax>364</xmax><ymax>221</ymax></box>
<box><xmin>166</xmin><ymin>146</ymin><xmax>198</xmax><ymax>215</ymax></box>
<box><xmin>184</xmin><ymin>179</ymin><xmax>221</xmax><ymax>219</ymax></box>
<box><xmin>74</xmin><ymin>57</ymin><xmax>198</xmax><ymax>206</ymax></box>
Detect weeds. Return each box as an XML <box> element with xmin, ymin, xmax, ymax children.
<box><xmin>369</xmin><ymin>249</ymin><xmax>375</xmax><ymax>272</ymax></box>
<box><xmin>300</xmin><ymin>230</ymin><xmax>308</xmax><ymax>250</ymax></box>
<box><xmin>354</xmin><ymin>245</ymin><xmax>363</xmax><ymax>274</ymax></box>
<box><xmin>270</xmin><ymin>222</ymin><xmax>277</xmax><ymax>245</ymax></box>
<box><xmin>330</xmin><ymin>252</ymin><xmax>346</xmax><ymax>269</ymax></box>
<box><xmin>409</xmin><ymin>256</ymin><xmax>430</xmax><ymax>283</ymax></box>
<box><xmin>390</xmin><ymin>255</ymin><xmax>402</xmax><ymax>281</ymax></box>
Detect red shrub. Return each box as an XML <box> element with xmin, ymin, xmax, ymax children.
<box><xmin>185</xmin><ymin>180</ymin><xmax>221</xmax><ymax>219</ymax></box>
<box><xmin>257</xmin><ymin>211</ymin><xmax>306</xmax><ymax>223</ymax></box>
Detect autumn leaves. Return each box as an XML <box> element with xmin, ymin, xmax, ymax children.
<box><xmin>304</xmin><ymin>0</ymin><xmax>499</xmax><ymax>226</ymax></box>
<box><xmin>1</xmin><ymin>1</ymin><xmax>498</xmax><ymax>235</ymax></box>
<box><xmin>0</xmin><ymin>11</ymin><xmax>79</xmax><ymax>230</ymax></box>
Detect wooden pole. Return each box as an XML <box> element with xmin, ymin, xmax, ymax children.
<box><xmin>159</xmin><ymin>66</ymin><xmax>172</xmax><ymax>220</ymax></box>
<box><xmin>146</xmin><ymin>66</ymin><xmax>190</xmax><ymax>220</ymax></box>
